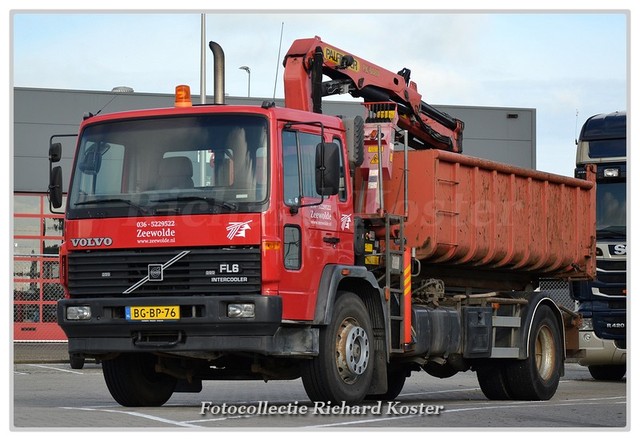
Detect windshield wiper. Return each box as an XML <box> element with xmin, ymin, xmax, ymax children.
<box><xmin>73</xmin><ymin>197</ymin><xmax>150</xmax><ymax>214</ymax></box>
<box><xmin>154</xmin><ymin>195</ymin><xmax>238</xmax><ymax>212</ymax></box>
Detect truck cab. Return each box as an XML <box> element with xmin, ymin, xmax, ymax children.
<box><xmin>572</xmin><ymin>111</ymin><xmax>627</xmax><ymax>380</ymax></box>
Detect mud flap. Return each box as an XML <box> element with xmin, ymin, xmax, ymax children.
<box><xmin>367</xmin><ymin>341</ymin><xmax>388</xmax><ymax>395</ymax></box>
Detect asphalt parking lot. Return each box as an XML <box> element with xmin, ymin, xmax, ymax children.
<box><xmin>12</xmin><ymin>361</ymin><xmax>627</xmax><ymax>430</ymax></box>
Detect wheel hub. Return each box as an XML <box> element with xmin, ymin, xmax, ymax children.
<box><xmin>335</xmin><ymin>319</ymin><xmax>370</xmax><ymax>384</ymax></box>
<box><xmin>535</xmin><ymin>324</ymin><xmax>556</xmax><ymax>381</ymax></box>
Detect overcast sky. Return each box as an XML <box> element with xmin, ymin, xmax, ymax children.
<box><xmin>9</xmin><ymin>6</ymin><xmax>630</xmax><ymax>178</ymax></box>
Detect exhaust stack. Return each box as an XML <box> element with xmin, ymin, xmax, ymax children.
<box><xmin>209</xmin><ymin>41</ymin><xmax>225</xmax><ymax>104</ymax></box>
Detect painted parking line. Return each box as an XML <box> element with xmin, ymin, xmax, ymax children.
<box><xmin>27</xmin><ymin>364</ymin><xmax>84</xmax><ymax>375</ymax></box>
<box><xmin>60</xmin><ymin>406</ymin><xmax>203</xmax><ymax>428</ymax></box>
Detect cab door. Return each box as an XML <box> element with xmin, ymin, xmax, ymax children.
<box><xmin>278</xmin><ymin>127</ymin><xmax>353</xmax><ymax>320</ymax></box>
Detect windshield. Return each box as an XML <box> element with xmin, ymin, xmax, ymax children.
<box><xmin>67</xmin><ymin>114</ymin><xmax>268</xmax><ymax>219</ymax></box>
<box><xmin>587</xmin><ymin>138</ymin><xmax>626</xmax><ymax>159</ymax></box>
<box><xmin>596</xmin><ymin>181</ymin><xmax>626</xmax><ymax>238</ymax></box>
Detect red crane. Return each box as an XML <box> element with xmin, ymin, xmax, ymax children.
<box><xmin>283</xmin><ymin>36</ymin><xmax>464</xmax><ymax>153</ymax></box>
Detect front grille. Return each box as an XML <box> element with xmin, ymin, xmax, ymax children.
<box><xmin>597</xmin><ymin>260</ymin><xmax>626</xmax><ymax>271</ymax></box>
<box><xmin>597</xmin><ymin>287</ymin><xmax>626</xmax><ymax>297</ymax></box>
<box><xmin>595</xmin><ymin>260</ymin><xmax>626</xmax><ymax>286</ymax></box>
<box><xmin>595</xmin><ymin>271</ymin><xmax>626</xmax><ymax>285</ymax></box>
<box><xmin>68</xmin><ymin>246</ymin><xmax>261</xmax><ymax>297</ymax></box>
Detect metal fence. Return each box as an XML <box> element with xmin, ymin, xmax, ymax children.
<box><xmin>13</xmin><ymin>254</ymin><xmax>69</xmax><ymax>363</ymax></box>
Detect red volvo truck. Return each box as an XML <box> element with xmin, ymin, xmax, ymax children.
<box><xmin>49</xmin><ymin>37</ymin><xmax>595</xmax><ymax>406</ymax></box>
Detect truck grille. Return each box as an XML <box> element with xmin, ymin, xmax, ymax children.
<box><xmin>596</xmin><ymin>260</ymin><xmax>626</xmax><ymax>285</ymax></box>
<box><xmin>67</xmin><ymin>246</ymin><xmax>261</xmax><ymax>297</ymax></box>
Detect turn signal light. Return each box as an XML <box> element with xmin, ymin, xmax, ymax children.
<box><xmin>175</xmin><ymin>85</ymin><xmax>192</xmax><ymax>107</ymax></box>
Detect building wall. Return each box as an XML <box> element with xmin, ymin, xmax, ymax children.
<box><xmin>14</xmin><ymin>87</ymin><xmax>536</xmax><ymax>193</ymax></box>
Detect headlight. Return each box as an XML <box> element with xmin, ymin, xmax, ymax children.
<box><xmin>603</xmin><ymin>168</ymin><xmax>619</xmax><ymax>177</ymax></box>
<box><xmin>66</xmin><ymin>306</ymin><xmax>91</xmax><ymax>320</ymax></box>
<box><xmin>227</xmin><ymin>303</ymin><xmax>255</xmax><ymax>318</ymax></box>
<box><xmin>580</xmin><ymin>317</ymin><xmax>593</xmax><ymax>331</ymax></box>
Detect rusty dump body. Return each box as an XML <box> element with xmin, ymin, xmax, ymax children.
<box><xmin>383</xmin><ymin>149</ymin><xmax>596</xmax><ymax>291</ymax></box>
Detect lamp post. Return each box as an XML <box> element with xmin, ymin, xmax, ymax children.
<box><xmin>239</xmin><ymin>65</ymin><xmax>251</xmax><ymax>97</ymax></box>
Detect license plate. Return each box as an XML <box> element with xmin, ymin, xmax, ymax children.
<box><xmin>125</xmin><ymin>306</ymin><xmax>180</xmax><ymax>321</ymax></box>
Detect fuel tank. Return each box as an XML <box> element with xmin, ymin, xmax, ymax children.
<box><xmin>383</xmin><ymin>149</ymin><xmax>596</xmax><ymax>290</ymax></box>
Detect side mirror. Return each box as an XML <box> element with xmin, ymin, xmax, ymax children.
<box><xmin>49</xmin><ymin>166</ymin><xmax>63</xmax><ymax>209</ymax></box>
<box><xmin>47</xmin><ymin>134</ymin><xmax>76</xmax><ymax>214</ymax></box>
<box><xmin>49</xmin><ymin>142</ymin><xmax>62</xmax><ymax>163</ymax></box>
<box><xmin>341</xmin><ymin>115</ymin><xmax>365</xmax><ymax>170</ymax></box>
<box><xmin>315</xmin><ymin>142</ymin><xmax>340</xmax><ymax>196</ymax></box>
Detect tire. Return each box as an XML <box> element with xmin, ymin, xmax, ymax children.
<box><xmin>302</xmin><ymin>291</ymin><xmax>374</xmax><ymax>404</ymax></box>
<box><xmin>505</xmin><ymin>304</ymin><xmax>563</xmax><ymax>400</ymax></box>
<box><xmin>69</xmin><ymin>353</ymin><xmax>85</xmax><ymax>369</ymax></box>
<box><xmin>476</xmin><ymin>361</ymin><xmax>513</xmax><ymax>400</ymax></box>
<box><xmin>102</xmin><ymin>353</ymin><xmax>177</xmax><ymax>407</ymax></box>
<box><xmin>588</xmin><ymin>364</ymin><xmax>626</xmax><ymax>381</ymax></box>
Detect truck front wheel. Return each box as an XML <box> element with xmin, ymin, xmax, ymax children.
<box><xmin>505</xmin><ymin>304</ymin><xmax>562</xmax><ymax>400</ymax></box>
<box><xmin>102</xmin><ymin>353</ymin><xmax>177</xmax><ymax>407</ymax></box>
<box><xmin>302</xmin><ymin>291</ymin><xmax>374</xmax><ymax>404</ymax></box>
<box><xmin>588</xmin><ymin>364</ymin><xmax>626</xmax><ymax>381</ymax></box>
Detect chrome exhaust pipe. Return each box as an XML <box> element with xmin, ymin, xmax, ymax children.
<box><xmin>209</xmin><ymin>41</ymin><xmax>225</xmax><ymax>104</ymax></box>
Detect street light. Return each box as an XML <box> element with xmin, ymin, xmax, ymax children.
<box><xmin>111</xmin><ymin>86</ymin><xmax>134</xmax><ymax>93</ymax></box>
<box><xmin>239</xmin><ymin>66</ymin><xmax>251</xmax><ymax>97</ymax></box>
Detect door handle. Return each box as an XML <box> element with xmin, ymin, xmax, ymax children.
<box><xmin>323</xmin><ymin>236</ymin><xmax>340</xmax><ymax>245</ymax></box>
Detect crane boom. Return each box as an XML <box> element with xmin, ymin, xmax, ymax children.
<box><xmin>283</xmin><ymin>36</ymin><xmax>464</xmax><ymax>152</ymax></box>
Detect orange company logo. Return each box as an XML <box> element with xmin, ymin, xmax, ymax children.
<box><xmin>226</xmin><ymin>220</ymin><xmax>253</xmax><ymax>240</ymax></box>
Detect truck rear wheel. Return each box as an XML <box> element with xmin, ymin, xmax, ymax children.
<box><xmin>476</xmin><ymin>361</ymin><xmax>513</xmax><ymax>400</ymax></box>
<box><xmin>302</xmin><ymin>291</ymin><xmax>374</xmax><ymax>404</ymax></box>
<box><xmin>102</xmin><ymin>353</ymin><xmax>176</xmax><ymax>407</ymax></box>
<box><xmin>505</xmin><ymin>304</ymin><xmax>562</xmax><ymax>400</ymax></box>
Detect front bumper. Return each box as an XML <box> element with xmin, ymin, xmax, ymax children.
<box><xmin>57</xmin><ymin>295</ymin><xmax>317</xmax><ymax>356</ymax></box>
<box><xmin>577</xmin><ymin>329</ymin><xmax>626</xmax><ymax>367</ymax></box>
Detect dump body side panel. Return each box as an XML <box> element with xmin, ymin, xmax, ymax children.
<box><xmin>384</xmin><ymin>149</ymin><xmax>595</xmax><ymax>290</ymax></box>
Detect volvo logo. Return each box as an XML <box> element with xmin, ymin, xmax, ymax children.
<box><xmin>148</xmin><ymin>264</ymin><xmax>163</xmax><ymax>281</ymax></box>
<box><xmin>123</xmin><ymin>251</ymin><xmax>190</xmax><ymax>294</ymax></box>
<box><xmin>70</xmin><ymin>237</ymin><xmax>113</xmax><ymax>247</ymax></box>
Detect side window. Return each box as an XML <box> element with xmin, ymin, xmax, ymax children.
<box><xmin>283</xmin><ymin>225</ymin><xmax>301</xmax><ymax>270</ymax></box>
<box><xmin>282</xmin><ymin>131</ymin><xmax>300</xmax><ymax>206</ymax></box>
<box><xmin>281</xmin><ymin>130</ymin><xmax>323</xmax><ymax>206</ymax></box>
<box><xmin>333</xmin><ymin>137</ymin><xmax>347</xmax><ymax>202</ymax></box>
<box><xmin>298</xmin><ymin>132</ymin><xmax>322</xmax><ymax>199</ymax></box>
